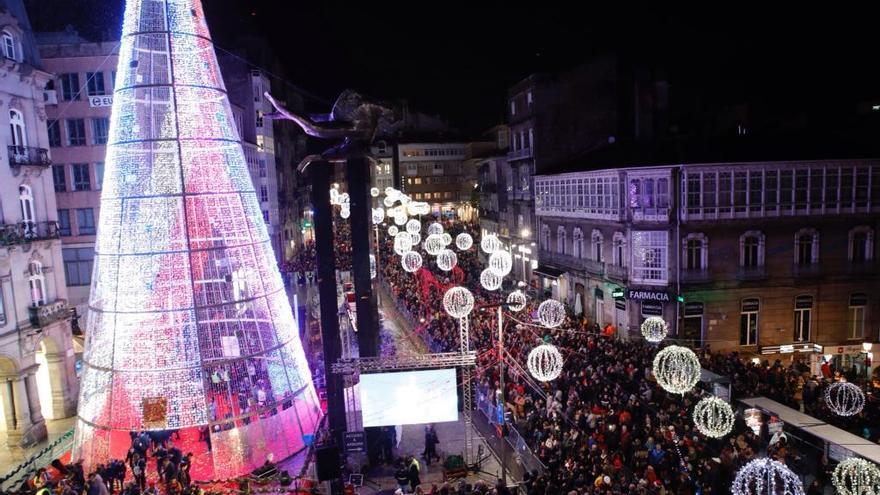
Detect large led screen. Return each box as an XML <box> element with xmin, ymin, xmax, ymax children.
<box><xmin>359</xmin><ymin>368</ymin><xmax>459</xmax><ymax>427</ymax></box>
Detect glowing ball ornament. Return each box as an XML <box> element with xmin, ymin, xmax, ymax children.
<box><xmin>537</xmin><ymin>299</ymin><xmax>565</xmax><ymax>328</ymax></box>
<box><xmin>652</xmin><ymin>345</ymin><xmax>701</xmax><ymax>395</ymax></box>
<box><xmin>732</xmin><ymin>458</ymin><xmax>804</xmax><ymax>495</ymax></box>
<box><xmin>424</xmin><ymin>234</ymin><xmax>445</xmax><ymax>256</ymax></box>
<box><xmin>388</xmin><ymin>226</ymin><xmax>399</xmax><ymax>236</ymax></box>
<box><xmin>832</xmin><ymin>458</ymin><xmax>880</xmax><ymax>495</ymax></box>
<box><xmin>329</xmin><ymin>188</ymin><xmax>339</xmax><ymax>205</ymax></box>
<box><xmin>401</xmin><ymin>251</ymin><xmax>423</xmax><ymax>273</ymax></box>
<box><xmin>386</xmin><ymin>206</ymin><xmax>398</xmax><ymax>218</ymax></box>
<box><xmin>455</xmin><ymin>233</ymin><xmax>473</xmax><ymax>251</ymax></box>
<box><xmin>339</xmin><ymin>206</ymin><xmax>350</xmax><ymax>219</ymax></box>
<box><xmin>693</xmin><ymin>397</ymin><xmax>734</xmax><ymax>438</ymax></box>
<box><xmin>441</xmin><ymin>233</ymin><xmax>453</xmax><ymax>246</ymax></box>
<box><xmin>383</xmin><ymin>196</ymin><xmax>396</xmax><ymax>208</ymax></box>
<box><xmin>406</xmin><ymin>219</ymin><xmax>421</xmax><ymax>234</ymax></box>
<box><xmin>436</xmin><ymin>249</ymin><xmax>458</xmax><ymax>271</ymax></box>
<box><xmin>640</xmin><ymin>316</ymin><xmax>669</xmax><ymax>343</ymax></box>
<box><xmin>480</xmin><ymin>268</ymin><xmax>502</xmax><ymax>291</ymax></box>
<box><xmin>443</xmin><ymin>286</ymin><xmax>475</xmax><ymax>318</ymax></box>
<box><xmin>527</xmin><ymin>344</ymin><xmax>564</xmax><ymax>382</ymax></box>
<box><xmin>488</xmin><ymin>250</ymin><xmax>513</xmax><ymax>276</ymax></box>
<box><xmin>400</xmin><ymin>195</ymin><xmax>411</xmax><ymax>205</ymax></box>
<box><xmin>370</xmin><ymin>187</ymin><xmax>380</xmax><ymax>197</ymax></box>
<box><xmin>384</xmin><ymin>186</ymin><xmax>397</xmax><ymax>197</ymax></box>
<box><xmin>337</xmin><ymin>193</ymin><xmax>350</xmax><ymax>206</ymax></box>
<box><xmin>428</xmin><ymin>222</ymin><xmax>444</xmax><ymax>236</ymax></box>
<box><xmin>372</xmin><ymin>208</ymin><xmax>385</xmax><ymax>225</ymax></box>
<box><xmin>506</xmin><ymin>290</ymin><xmax>527</xmax><ymax>312</ymax></box>
<box><xmin>410</xmin><ymin>233</ymin><xmax>421</xmax><ymax>245</ymax></box>
<box><xmin>393</xmin><ymin>232</ymin><xmax>413</xmax><ymax>255</ymax></box>
<box><xmin>394</xmin><ymin>211</ymin><xmax>408</xmax><ymax>226</ymax></box>
<box><xmin>481</xmin><ymin>233</ymin><xmax>502</xmax><ymax>254</ymax></box>
<box><xmin>824</xmin><ymin>381</ymin><xmax>866</xmax><ymax>416</ymax></box>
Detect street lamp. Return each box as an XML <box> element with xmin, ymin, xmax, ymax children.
<box><xmin>863</xmin><ymin>342</ymin><xmax>873</xmax><ymax>386</ymax></box>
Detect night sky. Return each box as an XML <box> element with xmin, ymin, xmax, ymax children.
<box><xmin>26</xmin><ymin>1</ymin><xmax>880</xmax><ymax>135</ymax></box>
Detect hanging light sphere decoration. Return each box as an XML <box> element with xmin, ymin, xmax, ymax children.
<box><xmin>406</xmin><ymin>219</ymin><xmax>421</xmax><ymax>234</ymax></box>
<box><xmin>386</xmin><ymin>206</ymin><xmax>399</xmax><ymax>218</ymax></box>
<box><xmin>480</xmin><ymin>268</ymin><xmax>502</xmax><ymax>291</ymax></box>
<box><xmin>641</xmin><ymin>316</ymin><xmax>669</xmax><ymax>343</ymax></box>
<box><xmin>394</xmin><ymin>211</ymin><xmax>408</xmax><ymax>226</ymax></box>
<box><xmin>393</xmin><ymin>232</ymin><xmax>412</xmax><ymax>255</ymax></box>
<box><xmin>424</xmin><ymin>234</ymin><xmax>446</xmax><ymax>256</ymax></box>
<box><xmin>488</xmin><ymin>250</ymin><xmax>513</xmax><ymax>276</ymax></box>
<box><xmin>732</xmin><ymin>458</ymin><xmax>804</xmax><ymax>495</ymax></box>
<box><xmin>372</xmin><ymin>208</ymin><xmax>385</xmax><ymax>225</ymax></box>
<box><xmin>824</xmin><ymin>381</ymin><xmax>866</xmax><ymax>416</ymax></box>
<box><xmin>388</xmin><ymin>226</ymin><xmax>399</xmax><ymax>237</ymax></box>
<box><xmin>652</xmin><ymin>345</ymin><xmax>701</xmax><ymax>395</ymax></box>
<box><xmin>384</xmin><ymin>186</ymin><xmax>397</xmax><ymax>196</ymax></box>
<box><xmin>832</xmin><ymin>458</ymin><xmax>880</xmax><ymax>495</ymax></box>
<box><xmin>337</xmin><ymin>193</ymin><xmax>350</xmax><ymax>206</ymax></box>
<box><xmin>369</xmin><ymin>254</ymin><xmax>377</xmax><ymax>279</ymax></box>
<box><xmin>401</xmin><ymin>251</ymin><xmax>423</xmax><ymax>273</ymax></box>
<box><xmin>441</xmin><ymin>233</ymin><xmax>453</xmax><ymax>246</ymax></box>
<box><xmin>481</xmin><ymin>233</ymin><xmax>502</xmax><ymax>254</ymax></box>
<box><xmin>506</xmin><ymin>290</ymin><xmax>527</xmax><ymax>312</ymax></box>
<box><xmin>693</xmin><ymin>396</ymin><xmax>735</xmax><ymax>438</ymax></box>
<box><xmin>370</xmin><ymin>187</ymin><xmax>380</xmax><ymax>197</ymax></box>
<box><xmin>383</xmin><ymin>196</ymin><xmax>396</xmax><ymax>208</ymax></box>
<box><xmin>436</xmin><ymin>249</ymin><xmax>458</xmax><ymax>271</ymax></box>
<box><xmin>537</xmin><ymin>299</ymin><xmax>566</xmax><ymax>328</ymax></box>
<box><xmin>455</xmin><ymin>233</ymin><xmax>473</xmax><ymax>251</ymax></box>
<box><xmin>443</xmin><ymin>286</ymin><xmax>475</xmax><ymax>318</ymax></box>
<box><xmin>339</xmin><ymin>206</ymin><xmax>351</xmax><ymax>219</ymax></box>
<box><xmin>329</xmin><ymin>188</ymin><xmax>339</xmax><ymax>205</ymax></box>
<box><xmin>400</xmin><ymin>195</ymin><xmax>411</xmax><ymax>205</ymax></box>
<box><xmin>527</xmin><ymin>344</ymin><xmax>564</xmax><ymax>382</ymax></box>
<box><xmin>410</xmin><ymin>232</ymin><xmax>421</xmax><ymax>245</ymax></box>
<box><xmin>428</xmin><ymin>223</ymin><xmax>444</xmax><ymax>236</ymax></box>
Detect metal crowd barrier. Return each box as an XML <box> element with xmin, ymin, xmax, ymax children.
<box><xmin>1</xmin><ymin>428</ymin><xmax>75</xmax><ymax>491</ymax></box>
<box><xmin>475</xmin><ymin>387</ymin><xmax>547</xmax><ymax>475</ymax></box>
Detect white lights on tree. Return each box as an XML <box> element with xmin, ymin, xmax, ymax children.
<box><xmin>693</xmin><ymin>396</ymin><xmax>735</xmax><ymax>438</ymax></box>
<box><xmin>441</xmin><ymin>233</ymin><xmax>453</xmax><ymax>246</ymax></box>
<box><xmin>428</xmin><ymin>222</ymin><xmax>444</xmax><ymax>236</ymax></box>
<box><xmin>372</xmin><ymin>208</ymin><xmax>385</xmax><ymax>225</ymax></box>
<box><xmin>652</xmin><ymin>345</ymin><xmax>701</xmax><ymax>395</ymax></box>
<box><xmin>455</xmin><ymin>233</ymin><xmax>473</xmax><ymax>251</ymax></box>
<box><xmin>424</xmin><ymin>234</ymin><xmax>445</xmax><ymax>256</ymax></box>
<box><xmin>832</xmin><ymin>458</ymin><xmax>880</xmax><ymax>495</ymax></box>
<box><xmin>481</xmin><ymin>233</ymin><xmax>502</xmax><ymax>254</ymax></box>
<box><xmin>732</xmin><ymin>458</ymin><xmax>804</xmax><ymax>495</ymax></box>
<box><xmin>388</xmin><ymin>226</ymin><xmax>399</xmax><ymax>236</ymax></box>
<box><xmin>640</xmin><ymin>316</ymin><xmax>669</xmax><ymax>343</ymax></box>
<box><xmin>401</xmin><ymin>251</ymin><xmax>423</xmax><ymax>273</ymax></box>
<box><xmin>824</xmin><ymin>381</ymin><xmax>866</xmax><ymax>416</ymax></box>
<box><xmin>506</xmin><ymin>290</ymin><xmax>527</xmax><ymax>312</ymax></box>
<box><xmin>436</xmin><ymin>249</ymin><xmax>458</xmax><ymax>271</ymax></box>
<box><xmin>370</xmin><ymin>187</ymin><xmax>380</xmax><ymax>197</ymax></box>
<box><xmin>405</xmin><ymin>219</ymin><xmax>421</xmax><ymax>234</ymax></box>
<box><xmin>443</xmin><ymin>286</ymin><xmax>475</xmax><ymax>318</ymax></box>
<box><xmin>480</xmin><ymin>268</ymin><xmax>502</xmax><ymax>291</ymax></box>
<box><xmin>393</xmin><ymin>232</ymin><xmax>413</xmax><ymax>255</ymax></box>
<box><xmin>394</xmin><ymin>211</ymin><xmax>408</xmax><ymax>226</ymax></box>
<box><xmin>527</xmin><ymin>344</ymin><xmax>564</xmax><ymax>382</ymax></box>
<box><xmin>537</xmin><ymin>299</ymin><xmax>565</xmax><ymax>328</ymax></box>
<box><xmin>369</xmin><ymin>254</ymin><xmax>376</xmax><ymax>279</ymax></box>
<box><xmin>488</xmin><ymin>250</ymin><xmax>513</xmax><ymax>276</ymax></box>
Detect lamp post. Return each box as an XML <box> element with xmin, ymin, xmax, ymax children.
<box><xmin>862</xmin><ymin>342</ymin><xmax>872</xmax><ymax>388</ymax></box>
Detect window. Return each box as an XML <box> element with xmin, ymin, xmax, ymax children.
<box><xmin>60</xmin><ymin>73</ymin><xmax>80</xmax><ymax>101</ymax></box>
<box><xmin>258</xmin><ymin>159</ymin><xmax>267</xmax><ymax>177</ymax></box>
<box><xmin>95</xmin><ymin>162</ymin><xmax>104</xmax><ymax>190</ymax></box>
<box><xmin>52</xmin><ymin>165</ymin><xmax>66</xmax><ymax>192</ymax></box>
<box><xmin>19</xmin><ymin>185</ymin><xmax>35</xmax><ymax>228</ymax></box>
<box><xmin>631</xmin><ymin>231</ymin><xmax>668</xmax><ymax>284</ymax></box>
<box><xmin>613</xmin><ymin>232</ymin><xmax>626</xmax><ymax>267</ymax></box>
<box><xmin>73</xmin><ymin>164</ymin><xmax>91</xmax><ymax>191</ymax></box>
<box><xmin>260</xmin><ymin>185</ymin><xmax>269</xmax><ymax>202</ymax></box>
<box><xmin>793</xmin><ymin>295</ymin><xmax>813</xmax><ymax>342</ymax></box>
<box><xmin>740</xmin><ymin>231</ymin><xmax>765</xmax><ymax>268</ymax></box>
<box><xmin>9</xmin><ymin>109</ymin><xmax>26</xmax><ymax>147</ymax></box>
<box><xmin>794</xmin><ymin>228</ymin><xmax>819</xmax><ymax>266</ymax></box>
<box><xmin>572</xmin><ymin>228</ymin><xmax>584</xmax><ymax>258</ymax></box>
<box><xmin>2</xmin><ymin>30</ymin><xmax>15</xmax><ymax>60</ymax></box>
<box><xmin>262</xmin><ymin>210</ymin><xmax>269</xmax><ymax>223</ymax></box>
<box><xmin>47</xmin><ymin>120</ymin><xmax>61</xmax><ymax>147</ymax></box>
<box><xmin>541</xmin><ymin>224</ymin><xmax>551</xmax><ymax>251</ymax></box>
<box><xmin>849</xmin><ymin>226</ymin><xmax>874</xmax><ymax>263</ymax></box>
<box><xmin>256</xmin><ymin>110</ymin><xmax>263</xmax><ymax>127</ymax></box>
<box><xmin>629</xmin><ymin>176</ymin><xmax>670</xmax><ymax>215</ymax></box>
<box><xmin>86</xmin><ymin>72</ymin><xmax>105</xmax><ymax>96</ymax></box>
<box><xmin>849</xmin><ymin>293</ymin><xmax>867</xmax><ymax>339</ymax></box>
<box><xmin>66</xmin><ymin>118</ymin><xmax>86</xmax><ymax>146</ymax></box>
<box><xmin>527</xmin><ymin>90</ymin><xmax>533</xmax><ymax>105</ymax></box>
<box><xmin>510</xmin><ymin>100</ymin><xmax>516</xmax><ymax>116</ymax></box>
<box><xmin>557</xmin><ymin>226</ymin><xmax>567</xmax><ymax>255</ymax></box>
<box><xmin>684</xmin><ymin>233</ymin><xmax>708</xmax><ymax>270</ymax></box>
<box><xmin>76</xmin><ymin>208</ymin><xmax>96</xmax><ymax>235</ymax></box>
<box><xmin>63</xmin><ymin>248</ymin><xmax>94</xmax><ymax>287</ymax></box>
<box><xmin>58</xmin><ymin>209</ymin><xmax>71</xmax><ymax>236</ymax></box>
<box><xmin>91</xmin><ymin>117</ymin><xmax>109</xmax><ymax>144</ymax></box>
<box><xmin>592</xmin><ymin>229</ymin><xmax>604</xmax><ymax>262</ymax></box>
<box><xmin>28</xmin><ymin>261</ymin><xmax>46</xmax><ymax>307</ymax></box>
<box><xmin>740</xmin><ymin>298</ymin><xmax>759</xmax><ymax>346</ymax></box>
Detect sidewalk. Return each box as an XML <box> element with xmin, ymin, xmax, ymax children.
<box><xmin>0</xmin><ymin>416</ymin><xmax>76</xmax><ymax>487</ymax></box>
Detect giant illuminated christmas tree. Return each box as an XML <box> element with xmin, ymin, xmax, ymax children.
<box><xmin>72</xmin><ymin>0</ymin><xmax>321</xmax><ymax>478</ymax></box>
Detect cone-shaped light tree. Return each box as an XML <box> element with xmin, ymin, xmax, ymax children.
<box><xmin>72</xmin><ymin>0</ymin><xmax>321</xmax><ymax>478</ymax></box>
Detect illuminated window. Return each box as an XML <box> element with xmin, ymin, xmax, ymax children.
<box><xmin>740</xmin><ymin>298</ymin><xmax>759</xmax><ymax>346</ymax></box>
<box><xmin>793</xmin><ymin>295</ymin><xmax>812</xmax><ymax>342</ymax></box>
<box><xmin>631</xmin><ymin>231</ymin><xmax>667</xmax><ymax>284</ymax></box>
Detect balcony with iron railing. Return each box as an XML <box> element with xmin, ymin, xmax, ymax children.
<box><xmin>28</xmin><ymin>299</ymin><xmax>71</xmax><ymax>329</ymax></box>
<box><xmin>539</xmin><ymin>250</ymin><xmax>605</xmax><ymax>276</ymax></box>
<box><xmin>0</xmin><ymin>221</ymin><xmax>60</xmax><ymax>247</ymax></box>
<box><xmin>507</xmin><ymin>147</ymin><xmax>533</xmax><ymax>161</ymax></box>
<box><xmin>605</xmin><ymin>263</ymin><xmax>628</xmax><ymax>282</ymax></box>
<box><xmin>8</xmin><ymin>145</ymin><xmax>51</xmax><ymax>169</ymax></box>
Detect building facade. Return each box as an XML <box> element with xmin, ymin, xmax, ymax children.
<box><xmin>0</xmin><ymin>1</ymin><xmax>78</xmax><ymax>448</ymax></box>
<box><xmin>398</xmin><ymin>141</ymin><xmax>481</xmax><ymax>218</ymax></box>
<box><xmin>535</xmin><ymin>159</ymin><xmax>880</xmax><ymax>367</ymax></box>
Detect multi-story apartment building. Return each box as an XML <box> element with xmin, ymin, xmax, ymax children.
<box><xmin>535</xmin><ymin>153</ymin><xmax>880</xmax><ymax>370</ymax></box>
<box><xmin>38</xmin><ymin>32</ymin><xmax>117</xmax><ymax>334</ymax></box>
<box><xmin>398</xmin><ymin>141</ymin><xmax>486</xmax><ymax>217</ymax></box>
<box><xmin>0</xmin><ymin>1</ymin><xmax>78</xmax><ymax>448</ymax></box>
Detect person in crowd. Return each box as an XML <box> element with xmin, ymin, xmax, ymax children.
<box><xmin>423</xmin><ymin>425</ymin><xmax>440</xmax><ymax>466</ymax></box>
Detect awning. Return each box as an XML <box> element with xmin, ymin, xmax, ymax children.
<box><xmin>534</xmin><ymin>265</ymin><xmax>566</xmax><ymax>279</ymax></box>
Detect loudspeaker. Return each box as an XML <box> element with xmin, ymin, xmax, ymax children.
<box><xmin>316</xmin><ymin>445</ymin><xmax>341</xmax><ymax>481</ymax></box>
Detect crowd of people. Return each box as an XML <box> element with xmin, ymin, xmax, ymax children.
<box><xmin>378</xmin><ymin>217</ymin><xmax>837</xmax><ymax>494</ymax></box>
<box><xmin>280</xmin><ymin>222</ymin><xmax>354</xmax><ymax>286</ymax></box>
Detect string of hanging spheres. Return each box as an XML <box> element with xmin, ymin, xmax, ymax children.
<box><xmin>332</xmin><ymin>185</ymin><xmax>878</xmax><ymax>493</ymax></box>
